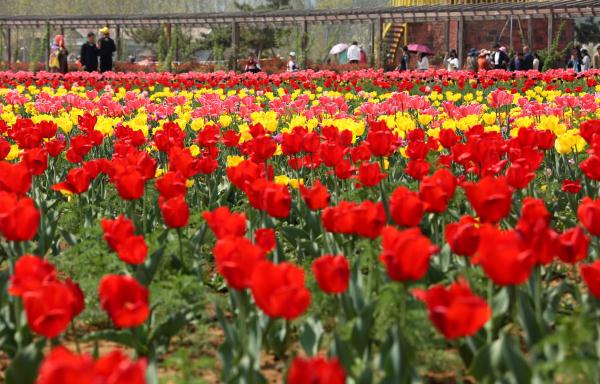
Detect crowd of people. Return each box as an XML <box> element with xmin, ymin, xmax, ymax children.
<box><xmin>47</xmin><ymin>32</ymin><xmax>600</xmax><ymax>75</ymax></box>
<box><xmin>49</xmin><ymin>27</ymin><xmax>116</xmax><ymax>74</ymax></box>
<box><xmin>393</xmin><ymin>43</ymin><xmax>600</xmax><ymax>73</ymax></box>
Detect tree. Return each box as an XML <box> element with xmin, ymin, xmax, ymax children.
<box><xmin>127</xmin><ymin>28</ymin><xmax>161</xmax><ymax>47</ymax></box>
<box><xmin>575</xmin><ymin>17</ymin><xmax>600</xmax><ymax>45</ymax></box>
<box><xmin>234</xmin><ymin>0</ymin><xmax>292</xmax><ymax>57</ymax></box>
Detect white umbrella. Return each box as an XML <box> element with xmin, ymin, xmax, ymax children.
<box><xmin>329</xmin><ymin>43</ymin><xmax>349</xmax><ymax>55</ymax></box>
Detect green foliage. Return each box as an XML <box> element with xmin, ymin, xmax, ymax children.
<box><xmin>157</xmin><ymin>26</ymin><xmax>167</xmax><ymax>63</ymax></box>
<box><xmin>128</xmin><ymin>28</ymin><xmax>161</xmax><ymax>47</ymax></box>
<box><xmin>575</xmin><ymin>17</ymin><xmax>600</xmax><ymax>45</ymax></box>
<box><xmin>540</xmin><ymin>20</ymin><xmax>572</xmax><ymax>71</ymax></box>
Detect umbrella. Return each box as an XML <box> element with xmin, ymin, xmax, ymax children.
<box><xmin>407</xmin><ymin>44</ymin><xmax>433</xmax><ymax>55</ymax></box>
<box><xmin>329</xmin><ymin>43</ymin><xmax>349</xmax><ymax>55</ymax></box>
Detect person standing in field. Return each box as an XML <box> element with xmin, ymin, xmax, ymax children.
<box><xmin>444</xmin><ymin>50</ymin><xmax>459</xmax><ymax>71</ymax></box>
<box><xmin>347</xmin><ymin>41</ymin><xmax>360</xmax><ymax>64</ymax></box>
<box><xmin>465</xmin><ymin>48</ymin><xmax>478</xmax><ymax>71</ymax></box>
<box><xmin>395</xmin><ymin>47</ymin><xmax>409</xmax><ymax>71</ymax></box>
<box><xmin>477</xmin><ymin>50</ymin><xmax>491</xmax><ymax>71</ymax></box>
<box><xmin>522</xmin><ymin>46</ymin><xmax>534</xmax><ymax>70</ymax></box>
<box><xmin>493</xmin><ymin>46</ymin><xmax>509</xmax><ymax>70</ymax></box>
<box><xmin>416</xmin><ymin>52</ymin><xmax>429</xmax><ymax>71</ymax></box>
<box><xmin>49</xmin><ymin>35</ymin><xmax>69</xmax><ymax>74</ymax></box>
<box><xmin>80</xmin><ymin>32</ymin><xmax>99</xmax><ymax>72</ymax></box>
<box><xmin>566</xmin><ymin>49</ymin><xmax>582</xmax><ymax>72</ymax></box>
<box><xmin>593</xmin><ymin>46</ymin><xmax>600</xmax><ymax>69</ymax></box>
<box><xmin>287</xmin><ymin>52</ymin><xmax>299</xmax><ymax>72</ymax></box>
<box><xmin>359</xmin><ymin>46</ymin><xmax>368</xmax><ymax>65</ymax></box>
<box><xmin>533</xmin><ymin>53</ymin><xmax>542</xmax><ymax>71</ymax></box>
<box><xmin>581</xmin><ymin>49</ymin><xmax>591</xmax><ymax>71</ymax></box>
<box><xmin>97</xmin><ymin>27</ymin><xmax>116</xmax><ymax>73</ymax></box>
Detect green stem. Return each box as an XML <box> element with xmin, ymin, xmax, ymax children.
<box><xmin>486</xmin><ymin>279</ymin><xmax>494</xmax><ymax>343</ymax></box>
<box><xmin>400</xmin><ymin>282</ymin><xmax>408</xmax><ymax>329</ymax></box>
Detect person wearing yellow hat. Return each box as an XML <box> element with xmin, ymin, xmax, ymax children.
<box><xmin>97</xmin><ymin>27</ymin><xmax>116</xmax><ymax>72</ymax></box>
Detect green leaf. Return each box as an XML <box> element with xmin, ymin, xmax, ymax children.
<box><xmin>469</xmin><ymin>343</ymin><xmax>493</xmax><ymax>380</ymax></box>
<box><xmin>83</xmin><ymin>329</ymin><xmax>136</xmax><ymax>348</ymax></box>
<box><xmin>492</xmin><ymin>286</ymin><xmax>510</xmax><ymax>318</ymax></box>
<box><xmin>502</xmin><ymin>334</ymin><xmax>533</xmax><ymax>384</ymax></box>
<box><xmin>330</xmin><ymin>333</ymin><xmax>355</xmax><ymax>373</ymax></box>
<box><xmin>517</xmin><ymin>289</ymin><xmax>543</xmax><ymax>347</ymax></box>
<box><xmin>5</xmin><ymin>340</ymin><xmax>45</xmax><ymax>384</ymax></box>
<box><xmin>281</xmin><ymin>226</ymin><xmax>309</xmax><ymax>243</ymax></box>
<box><xmin>149</xmin><ymin>309</ymin><xmax>195</xmax><ymax>356</ymax></box>
<box><xmin>299</xmin><ymin>317</ymin><xmax>324</xmax><ymax>356</ymax></box>
<box><xmin>61</xmin><ymin>229</ymin><xmax>78</xmax><ymax>246</ymax></box>
<box><xmin>135</xmin><ymin>246</ymin><xmax>166</xmax><ymax>286</ymax></box>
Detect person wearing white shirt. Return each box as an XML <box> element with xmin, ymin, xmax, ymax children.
<box><xmin>287</xmin><ymin>52</ymin><xmax>299</xmax><ymax>72</ymax></box>
<box><xmin>582</xmin><ymin>49</ymin><xmax>592</xmax><ymax>71</ymax></box>
<box><xmin>445</xmin><ymin>50</ymin><xmax>459</xmax><ymax>71</ymax></box>
<box><xmin>347</xmin><ymin>42</ymin><xmax>361</xmax><ymax>64</ymax></box>
<box><xmin>416</xmin><ymin>52</ymin><xmax>429</xmax><ymax>71</ymax></box>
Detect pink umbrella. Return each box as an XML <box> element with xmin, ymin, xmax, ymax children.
<box><xmin>407</xmin><ymin>44</ymin><xmax>433</xmax><ymax>55</ymax></box>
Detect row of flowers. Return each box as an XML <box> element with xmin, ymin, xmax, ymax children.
<box><xmin>0</xmin><ymin>69</ymin><xmax>600</xmax><ymax>383</ymax></box>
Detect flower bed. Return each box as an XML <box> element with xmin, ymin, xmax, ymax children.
<box><xmin>1</xmin><ymin>68</ymin><xmax>600</xmax><ymax>383</ymax></box>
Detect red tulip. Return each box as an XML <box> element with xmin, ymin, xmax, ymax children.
<box><xmin>299</xmin><ymin>181</ymin><xmax>330</xmax><ymax>210</ymax></box>
<box><xmin>413</xmin><ymin>279</ymin><xmax>491</xmax><ymax>340</ymax></box>
<box><xmin>506</xmin><ymin>160</ymin><xmax>535</xmax><ymax>190</ymax></box>
<box><xmin>444</xmin><ymin>216</ymin><xmax>480</xmax><ymax>257</ymax></box>
<box><xmin>45</xmin><ymin>139</ymin><xmax>66</xmax><ymax>158</ymax></box>
<box><xmin>580</xmin><ymin>260</ymin><xmax>600</xmax><ymax>298</ymax></box>
<box><xmin>578</xmin><ymin>197</ymin><xmax>600</xmax><ymax>236</ymax></box>
<box><xmin>99</xmin><ymin>275</ymin><xmax>149</xmax><ymax>328</ymax></box>
<box><xmin>555</xmin><ymin>227</ymin><xmax>589</xmax><ymax>264</ymax></box>
<box><xmin>580</xmin><ymin>154</ymin><xmax>600</xmax><ymax>181</ymax></box>
<box><xmin>419</xmin><ymin>168</ymin><xmax>456</xmax><ymax>213</ymax></box>
<box><xmin>203</xmin><ymin>207</ymin><xmax>247</xmax><ymax>239</ymax></box>
<box><xmin>0</xmin><ymin>161</ymin><xmax>32</xmax><ymax>195</ymax></box>
<box><xmin>322</xmin><ymin>200</ymin><xmax>386</xmax><ymax>239</ymax></box>
<box><xmin>380</xmin><ymin>226</ymin><xmax>437</xmax><ymax>282</ymax></box>
<box><xmin>226</xmin><ymin>159</ymin><xmax>266</xmax><ymax>192</ymax></box>
<box><xmin>116</xmin><ymin>235</ymin><xmax>148</xmax><ymax>265</ymax></box>
<box><xmin>101</xmin><ymin>215</ymin><xmax>135</xmax><ymax>251</ymax></box>
<box><xmin>0</xmin><ymin>192</ymin><xmax>40</xmax><ymax>241</ymax></box>
<box><xmin>9</xmin><ymin>254</ymin><xmax>56</xmax><ymax>297</ymax></box>
<box><xmin>22</xmin><ymin>147</ymin><xmax>48</xmax><ymax>175</ymax></box>
<box><xmin>366</xmin><ymin>126</ymin><xmax>396</xmax><ymax>157</ymax></box>
<box><xmin>254</xmin><ymin>228</ymin><xmax>276</xmax><ymax>253</ymax></box>
<box><xmin>0</xmin><ymin>137</ymin><xmax>10</xmax><ymax>160</ymax></box>
<box><xmin>159</xmin><ymin>195</ymin><xmax>190</xmax><ymax>228</ymax></box>
<box><xmin>37</xmin><ymin>347</ymin><xmax>147</xmax><ymax>384</ymax></box>
<box><xmin>247</xmin><ymin>179</ymin><xmax>291</xmax><ymax>218</ymax></box>
<box><xmin>23</xmin><ymin>280</ymin><xmax>82</xmax><ymax>338</ymax></box>
<box><xmin>562</xmin><ymin>179</ymin><xmax>581</xmax><ymax>194</ymax></box>
<box><xmin>155</xmin><ymin>171</ymin><xmax>187</xmax><ymax>199</ymax></box>
<box><xmin>36</xmin><ymin>346</ymin><xmax>94</xmax><ymax>384</ymax></box>
<box><xmin>439</xmin><ymin>129</ymin><xmax>459</xmax><ymax>148</ymax></box>
<box><xmin>516</xmin><ymin>198</ymin><xmax>556</xmax><ymax>265</ymax></box>
<box><xmin>287</xmin><ymin>356</ymin><xmax>346</xmax><ymax>384</ymax></box>
<box><xmin>357</xmin><ymin>161</ymin><xmax>386</xmax><ymax>187</ymax></box>
<box><xmin>51</xmin><ymin>168</ymin><xmax>91</xmax><ymax>194</ymax></box>
<box><xmin>250</xmin><ymin>260</ymin><xmax>311</xmax><ymax>319</ymax></box>
<box><xmin>389</xmin><ymin>186</ymin><xmax>423</xmax><ymax>227</ymax></box>
<box><xmin>114</xmin><ymin>169</ymin><xmax>145</xmax><ymax>200</ymax></box>
<box><xmin>405</xmin><ymin>159</ymin><xmax>431</xmax><ymax>180</ymax></box>
<box><xmin>213</xmin><ymin>236</ymin><xmax>266</xmax><ymax>290</ymax></box>
<box><xmin>312</xmin><ymin>254</ymin><xmax>350</xmax><ymax>294</ymax></box>
<box><xmin>474</xmin><ymin>225</ymin><xmax>535</xmax><ymax>285</ymax></box>
<box><xmin>463</xmin><ymin>175</ymin><xmax>513</xmax><ymax>223</ymax></box>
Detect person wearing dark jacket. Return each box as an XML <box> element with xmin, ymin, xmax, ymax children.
<box><xmin>97</xmin><ymin>27</ymin><xmax>116</xmax><ymax>73</ymax></box>
<box><xmin>522</xmin><ymin>46</ymin><xmax>534</xmax><ymax>70</ymax></box>
<box><xmin>80</xmin><ymin>32</ymin><xmax>99</xmax><ymax>72</ymax></box>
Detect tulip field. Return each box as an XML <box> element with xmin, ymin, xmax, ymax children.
<box><xmin>1</xmin><ymin>68</ymin><xmax>600</xmax><ymax>383</ymax></box>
